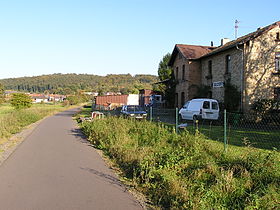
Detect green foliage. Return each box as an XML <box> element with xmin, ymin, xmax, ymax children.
<box><xmin>0</xmin><ymin>73</ymin><xmax>158</xmax><ymax>95</ymax></box>
<box><xmin>251</xmin><ymin>99</ymin><xmax>280</xmax><ymax>115</ymax></box>
<box><xmin>66</xmin><ymin>93</ymin><xmax>89</xmax><ymax>105</ymax></box>
<box><xmin>80</xmin><ymin>118</ymin><xmax>280</xmax><ymax>209</ymax></box>
<box><xmin>10</xmin><ymin>93</ymin><xmax>32</xmax><ymax>109</ymax></box>
<box><xmin>156</xmin><ymin>53</ymin><xmax>176</xmax><ymax>107</ymax></box>
<box><xmin>158</xmin><ymin>53</ymin><xmax>172</xmax><ymax>81</ymax></box>
<box><xmin>195</xmin><ymin>85</ymin><xmax>212</xmax><ymax>98</ymax></box>
<box><xmin>224</xmin><ymin>82</ymin><xmax>241</xmax><ymax>112</ymax></box>
<box><xmin>0</xmin><ymin>83</ymin><xmax>4</xmax><ymax>104</ymax></box>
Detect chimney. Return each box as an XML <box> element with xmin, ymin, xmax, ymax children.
<box><xmin>221</xmin><ymin>38</ymin><xmax>230</xmax><ymax>46</ymax></box>
<box><xmin>211</xmin><ymin>41</ymin><xmax>214</xmax><ymax>46</ymax></box>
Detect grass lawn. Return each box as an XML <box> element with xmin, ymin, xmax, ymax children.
<box><xmin>0</xmin><ymin>103</ymin><xmax>14</xmax><ymax>115</ymax></box>
<box><xmin>184</xmin><ymin>124</ymin><xmax>280</xmax><ymax>151</ymax></box>
<box><xmin>0</xmin><ymin>102</ymin><xmax>79</xmax><ymax>143</ymax></box>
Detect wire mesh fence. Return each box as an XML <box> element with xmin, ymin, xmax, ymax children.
<box><xmin>91</xmin><ymin>105</ymin><xmax>280</xmax><ymax>151</ymax></box>
<box><xmin>180</xmin><ymin>110</ymin><xmax>280</xmax><ymax>151</ymax></box>
<box><xmin>225</xmin><ymin>112</ymin><xmax>280</xmax><ymax>150</ymax></box>
<box><xmin>148</xmin><ymin>108</ymin><xmax>176</xmax><ymax>124</ymax></box>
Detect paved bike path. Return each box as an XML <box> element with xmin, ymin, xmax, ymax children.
<box><xmin>0</xmin><ymin>109</ymin><xmax>142</xmax><ymax>210</ymax></box>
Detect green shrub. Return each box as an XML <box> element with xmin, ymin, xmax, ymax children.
<box><xmin>224</xmin><ymin>83</ymin><xmax>241</xmax><ymax>112</ymax></box>
<box><xmin>251</xmin><ymin>99</ymin><xmax>280</xmax><ymax>115</ymax></box>
<box><xmin>81</xmin><ymin>118</ymin><xmax>280</xmax><ymax>209</ymax></box>
<box><xmin>10</xmin><ymin>93</ymin><xmax>32</xmax><ymax>109</ymax></box>
<box><xmin>66</xmin><ymin>94</ymin><xmax>89</xmax><ymax>105</ymax></box>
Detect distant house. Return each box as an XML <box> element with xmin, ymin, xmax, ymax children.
<box><xmin>49</xmin><ymin>94</ymin><xmax>66</xmax><ymax>102</ymax></box>
<box><xmin>83</xmin><ymin>92</ymin><xmax>98</xmax><ymax>96</ymax></box>
<box><xmin>28</xmin><ymin>93</ymin><xmax>66</xmax><ymax>103</ymax></box>
<box><xmin>29</xmin><ymin>94</ymin><xmax>48</xmax><ymax>103</ymax></box>
<box><xmin>169</xmin><ymin>21</ymin><xmax>280</xmax><ymax>111</ymax></box>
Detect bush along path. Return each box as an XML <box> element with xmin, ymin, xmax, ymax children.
<box><xmin>80</xmin><ymin>117</ymin><xmax>280</xmax><ymax>209</ymax></box>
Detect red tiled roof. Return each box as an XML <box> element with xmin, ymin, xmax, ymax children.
<box><xmin>169</xmin><ymin>44</ymin><xmax>215</xmax><ymax>66</ymax></box>
<box><xmin>176</xmin><ymin>44</ymin><xmax>215</xmax><ymax>59</ymax></box>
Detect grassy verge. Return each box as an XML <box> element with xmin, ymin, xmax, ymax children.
<box><xmin>182</xmin><ymin>124</ymin><xmax>280</xmax><ymax>151</ymax></box>
<box><xmin>80</xmin><ymin>117</ymin><xmax>280</xmax><ymax>209</ymax></box>
<box><xmin>0</xmin><ymin>103</ymin><xmax>77</xmax><ymax>145</ymax></box>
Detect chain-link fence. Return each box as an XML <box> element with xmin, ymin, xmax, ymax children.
<box><xmin>224</xmin><ymin>112</ymin><xmax>280</xmax><ymax>150</ymax></box>
<box><xmin>91</xmin><ymin>105</ymin><xmax>280</xmax><ymax>151</ymax></box>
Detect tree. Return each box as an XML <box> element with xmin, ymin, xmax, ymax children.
<box><xmin>10</xmin><ymin>93</ymin><xmax>32</xmax><ymax>109</ymax></box>
<box><xmin>224</xmin><ymin>82</ymin><xmax>241</xmax><ymax>112</ymax></box>
<box><xmin>0</xmin><ymin>83</ymin><xmax>4</xmax><ymax>104</ymax></box>
<box><xmin>66</xmin><ymin>93</ymin><xmax>89</xmax><ymax>105</ymax></box>
<box><xmin>158</xmin><ymin>53</ymin><xmax>172</xmax><ymax>81</ymax></box>
<box><xmin>156</xmin><ymin>53</ymin><xmax>176</xmax><ymax>107</ymax></box>
<box><xmin>195</xmin><ymin>85</ymin><xmax>212</xmax><ymax>98</ymax></box>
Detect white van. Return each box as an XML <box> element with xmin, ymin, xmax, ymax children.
<box><xmin>179</xmin><ymin>98</ymin><xmax>219</xmax><ymax>121</ymax></box>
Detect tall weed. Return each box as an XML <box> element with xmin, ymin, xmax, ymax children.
<box><xmin>81</xmin><ymin>117</ymin><xmax>280</xmax><ymax>209</ymax></box>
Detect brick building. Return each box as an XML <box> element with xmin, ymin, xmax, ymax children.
<box><xmin>169</xmin><ymin>21</ymin><xmax>280</xmax><ymax>111</ymax></box>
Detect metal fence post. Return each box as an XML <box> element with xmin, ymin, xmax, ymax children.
<box><xmin>175</xmin><ymin>108</ymin><xmax>178</xmax><ymax>133</ymax></box>
<box><xmin>150</xmin><ymin>106</ymin><xmax>153</xmax><ymax>121</ymax></box>
<box><xmin>224</xmin><ymin>109</ymin><xmax>227</xmax><ymax>152</ymax></box>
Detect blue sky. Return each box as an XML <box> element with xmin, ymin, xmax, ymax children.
<box><xmin>0</xmin><ymin>0</ymin><xmax>279</xmax><ymax>79</ymax></box>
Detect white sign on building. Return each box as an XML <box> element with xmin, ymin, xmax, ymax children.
<box><xmin>213</xmin><ymin>81</ymin><xmax>224</xmax><ymax>88</ymax></box>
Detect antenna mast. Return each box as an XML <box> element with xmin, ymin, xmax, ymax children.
<box><xmin>235</xmin><ymin>20</ymin><xmax>240</xmax><ymax>39</ymax></box>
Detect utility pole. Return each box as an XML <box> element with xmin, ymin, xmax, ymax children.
<box><xmin>235</xmin><ymin>20</ymin><xmax>240</xmax><ymax>39</ymax></box>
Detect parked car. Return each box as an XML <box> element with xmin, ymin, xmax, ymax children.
<box><xmin>121</xmin><ymin>105</ymin><xmax>147</xmax><ymax>119</ymax></box>
<box><xmin>179</xmin><ymin>98</ymin><xmax>219</xmax><ymax>121</ymax></box>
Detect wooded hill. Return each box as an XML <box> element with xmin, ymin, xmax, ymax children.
<box><xmin>0</xmin><ymin>73</ymin><xmax>158</xmax><ymax>95</ymax></box>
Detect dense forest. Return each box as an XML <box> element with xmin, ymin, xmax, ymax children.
<box><xmin>0</xmin><ymin>73</ymin><xmax>158</xmax><ymax>95</ymax></box>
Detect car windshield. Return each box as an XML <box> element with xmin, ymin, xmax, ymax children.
<box><xmin>183</xmin><ymin>101</ymin><xmax>190</xmax><ymax>109</ymax></box>
<box><xmin>127</xmin><ymin>106</ymin><xmax>144</xmax><ymax>112</ymax></box>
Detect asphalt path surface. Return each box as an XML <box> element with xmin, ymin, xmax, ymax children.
<box><xmin>0</xmin><ymin>108</ymin><xmax>143</xmax><ymax>210</ymax></box>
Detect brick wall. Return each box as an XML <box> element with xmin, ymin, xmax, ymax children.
<box><xmin>201</xmin><ymin>48</ymin><xmax>243</xmax><ymax>102</ymax></box>
<box><xmin>172</xmin><ymin>55</ymin><xmax>202</xmax><ymax>107</ymax></box>
<box><xmin>244</xmin><ymin>27</ymin><xmax>280</xmax><ymax>110</ymax></box>
<box><xmin>173</xmin><ymin>55</ymin><xmax>189</xmax><ymax>107</ymax></box>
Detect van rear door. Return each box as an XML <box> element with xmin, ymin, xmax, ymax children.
<box><xmin>201</xmin><ymin>100</ymin><xmax>211</xmax><ymax>119</ymax></box>
<box><xmin>201</xmin><ymin>100</ymin><xmax>219</xmax><ymax>120</ymax></box>
<box><xmin>211</xmin><ymin>101</ymin><xmax>219</xmax><ymax>120</ymax></box>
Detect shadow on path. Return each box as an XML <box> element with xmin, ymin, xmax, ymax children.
<box><xmin>70</xmin><ymin>128</ymin><xmax>89</xmax><ymax>144</ymax></box>
<box><xmin>80</xmin><ymin>167</ymin><xmax>124</xmax><ymax>188</ymax></box>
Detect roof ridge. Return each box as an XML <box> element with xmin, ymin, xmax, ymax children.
<box><xmin>198</xmin><ymin>20</ymin><xmax>280</xmax><ymax>59</ymax></box>
<box><xmin>176</xmin><ymin>43</ymin><xmax>216</xmax><ymax>48</ymax></box>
